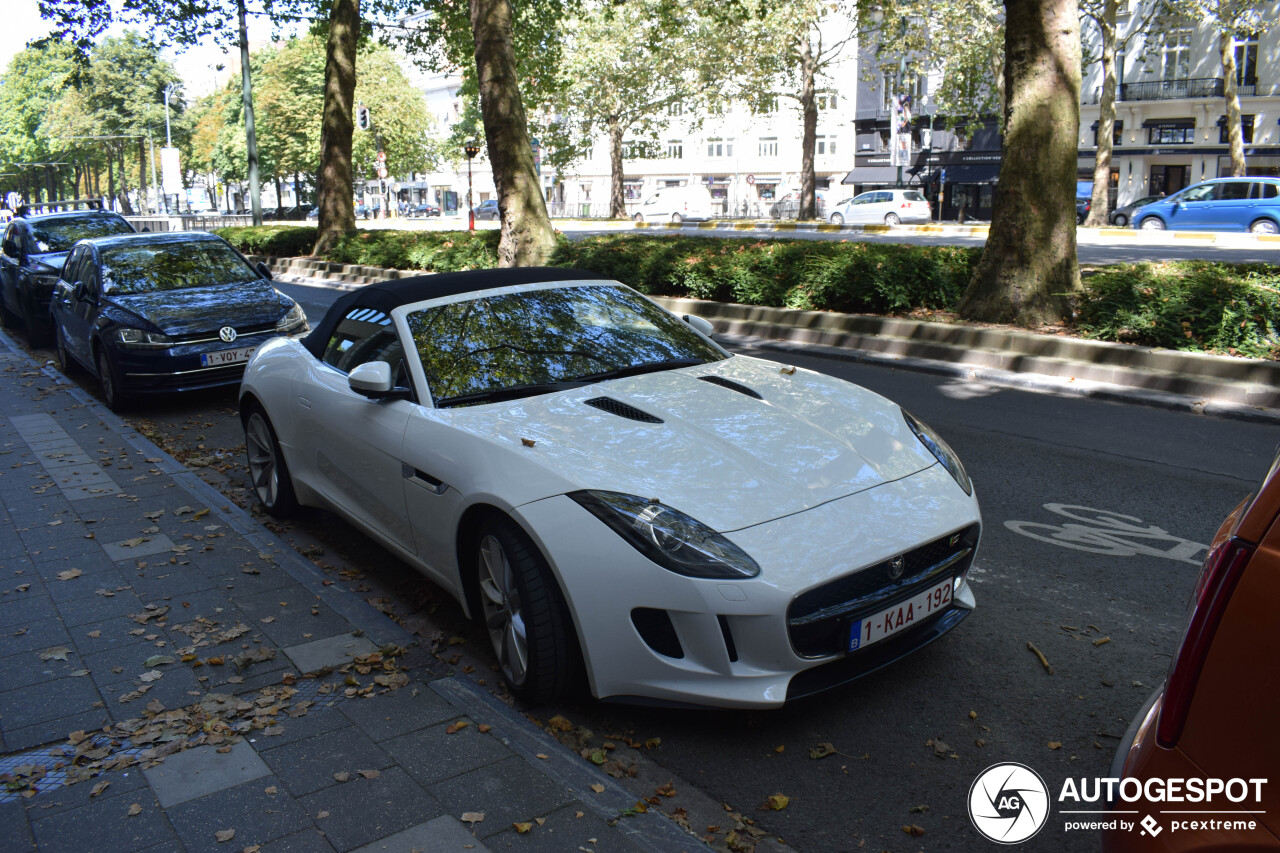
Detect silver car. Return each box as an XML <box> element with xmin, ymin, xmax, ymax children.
<box><xmin>829</xmin><ymin>189</ymin><xmax>932</xmax><ymax>226</ymax></box>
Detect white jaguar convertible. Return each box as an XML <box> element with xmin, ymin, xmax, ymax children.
<box><xmin>238</xmin><ymin>268</ymin><xmax>982</xmax><ymax>707</ymax></box>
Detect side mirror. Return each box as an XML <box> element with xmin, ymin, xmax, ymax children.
<box><xmin>73</xmin><ymin>283</ymin><xmax>91</xmax><ymax>302</ymax></box>
<box><xmin>256</xmin><ymin>261</ymin><xmax>274</xmax><ymax>281</ymax></box>
<box><xmin>682</xmin><ymin>314</ymin><xmax>715</xmax><ymax>337</ymax></box>
<box><xmin>349</xmin><ymin>361</ymin><xmax>410</xmax><ymax>400</ymax></box>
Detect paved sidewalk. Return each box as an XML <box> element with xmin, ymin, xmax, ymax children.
<box><xmin>0</xmin><ymin>332</ymin><xmax>706</xmax><ymax>852</ymax></box>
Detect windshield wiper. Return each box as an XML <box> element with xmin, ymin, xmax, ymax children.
<box><xmin>435</xmin><ymin>380</ymin><xmax>589</xmax><ymax>408</ymax></box>
<box><xmin>574</xmin><ymin>358</ymin><xmax>706</xmax><ymax>384</ymax></box>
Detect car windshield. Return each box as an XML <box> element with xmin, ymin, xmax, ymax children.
<box><xmin>405</xmin><ymin>283</ymin><xmax>725</xmax><ymax>407</ymax></box>
<box><xmin>29</xmin><ymin>214</ymin><xmax>132</xmax><ymax>254</ymax></box>
<box><xmin>101</xmin><ymin>240</ymin><xmax>258</xmax><ymax>295</ymax></box>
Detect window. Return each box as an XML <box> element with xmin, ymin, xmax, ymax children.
<box><xmin>759</xmin><ymin>96</ymin><xmax>779</xmax><ymax>114</ymax></box>
<box><xmin>881</xmin><ymin>71</ymin><xmax>895</xmax><ymax>110</ymax></box>
<box><xmin>1163</xmin><ymin>29</ymin><xmax>1191</xmax><ymax>81</ymax></box>
<box><xmin>323</xmin><ymin>308</ymin><xmax>401</xmax><ymax>376</ymax></box>
<box><xmin>706</xmin><ymin>138</ymin><xmax>733</xmax><ymax>158</ymax></box>
<box><xmin>758</xmin><ymin>137</ymin><xmax>778</xmax><ymax>158</ymax></box>
<box><xmin>816</xmin><ymin>135</ymin><xmax>836</xmax><ymax>156</ymax></box>
<box><xmin>622</xmin><ymin>140</ymin><xmax>650</xmax><ymax>159</ymax></box>
<box><xmin>1234</xmin><ymin>37</ymin><xmax>1257</xmax><ymax>86</ymax></box>
<box><xmin>817</xmin><ymin>92</ymin><xmax>839</xmax><ymax>110</ymax></box>
<box><xmin>1219</xmin><ymin>115</ymin><xmax>1254</xmax><ymax>144</ymax></box>
<box><xmin>665</xmin><ymin>140</ymin><xmax>683</xmax><ymax>159</ymax></box>
<box><xmin>666</xmin><ymin>101</ymin><xmax>683</xmax><ymax>117</ymax></box>
<box><xmin>1148</xmin><ymin>124</ymin><xmax>1194</xmax><ymax>144</ymax></box>
<box><xmin>1092</xmin><ymin>120</ymin><xmax>1123</xmax><ymax>146</ymax></box>
<box><xmin>1254</xmin><ymin>183</ymin><xmax>1279</xmax><ymax>200</ymax></box>
<box><xmin>1213</xmin><ymin>182</ymin><xmax>1251</xmax><ymax>201</ymax></box>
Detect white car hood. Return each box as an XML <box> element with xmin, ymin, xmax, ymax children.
<box><xmin>445</xmin><ymin>356</ymin><xmax>939</xmax><ymax>531</ymax></box>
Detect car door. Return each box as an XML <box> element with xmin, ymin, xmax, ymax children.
<box><xmin>1205</xmin><ymin>181</ymin><xmax>1252</xmax><ymax>230</ymax></box>
<box><xmin>846</xmin><ymin>192</ymin><xmax>877</xmax><ymax>223</ymax></box>
<box><xmin>296</xmin><ymin>308</ymin><xmax>418</xmax><ymax>555</ymax></box>
<box><xmin>1168</xmin><ymin>183</ymin><xmax>1217</xmax><ymax>229</ymax></box>
<box><xmin>59</xmin><ymin>249</ymin><xmax>101</xmax><ymax>366</ymax></box>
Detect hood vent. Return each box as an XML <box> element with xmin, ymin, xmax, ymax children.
<box><xmin>699</xmin><ymin>375</ymin><xmax>763</xmax><ymax>400</ymax></box>
<box><xmin>583</xmin><ymin>397</ymin><xmax>663</xmax><ymax>423</ymax></box>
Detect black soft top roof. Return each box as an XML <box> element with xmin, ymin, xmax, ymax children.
<box><xmin>302</xmin><ymin>266</ymin><xmax>609</xmax><ymax>359</ymax></box>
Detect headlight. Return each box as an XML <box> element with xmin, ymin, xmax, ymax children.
<box><xmin>902</xmin><ymin>409</ymin><xmax>972</xmax><ymax>495</ymax></box>
<box><xmin>569</xmin><ymin>490</ymin><xmax>760</xmax><ymax>579</ymax></box>
<box><xmin>113</xmin><ymin>328</ymin><xmax>173</xmax><ymax>349</ymax></box>
<box><xmin>275</xmin><ymin>296</ymin><xmax>306</xmax><ymax>334</ymax></box>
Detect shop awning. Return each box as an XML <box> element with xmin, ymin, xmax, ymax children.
<box><xmin>840</xmin><ymin>166</ymin><xmax>902</xmax><ymax>184</ymax></box>
<box><xmin>944</xmin><ymin>163</ymin><xmax>1000</xmax><ymax>183</ymax></box>
<box><xmin>1141</xmin><ymin>117</ymin><xmax>1194</xmax><ymax>129</ymax></box>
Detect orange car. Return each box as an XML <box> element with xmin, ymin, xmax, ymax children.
<box><xmin>1102</xmin><ymin>451</ymin><xmax>1280</xmax><ymax>851</ymax></box>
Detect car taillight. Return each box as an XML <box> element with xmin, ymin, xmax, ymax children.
<box><xmin>1156</xmin><ymin>536</ymin><xmax>1254</xmax><ymax>747</ymax></box>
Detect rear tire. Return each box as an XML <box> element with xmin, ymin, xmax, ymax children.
<box><xmin>671</xmin><ymin>213</ymin><xmax>683</xmax><ymax>225</ymax></box>
<box><xmin>1140</xmin><ymin>217</ymin><xmax>1165</xmax><ymax>231</ymax></box>
<box><xmin>475</xmin><ymin>515</ymin><xmax>579</xmax><ymax>705</ymax></box>
<box><xmin>830</xmin><ymin>213</ymin><xmax>844</xmax><ymax>226</ymax></box>
<box><xmin>884</xmin><ymin>212</ymin><xmax>900</xmax><ymax>226</ymax></box>
<box><xmin>0</xmin><ymin>294</ymin><xmax>20</xmax><ymax>329</ymax></box>
<box><xmin>21</xmin><ymin>300</ymin><xmax>51</xmax><ymax>348</ymax></box>
<box><xmin>244</xmin><ymin>408</ymin><xmax>298</xmax><ymax>517</ymax></box>
<box><xmin>633</xmin><ymin>213</ymin><xmax>644</xmax><ymax>223</ymax></box>
<box><xmin>1250</xmin><ymin>219</ymin><xmax>1278</xmax><ymax>235</ymax></box>
<box><xmin>1113</xmin><ymin>214</ymin><xmax>1128</xmax><ymax>227</ymax></box>
<box><xmin>96</xmin><ymin>348</ymin><xmax>127</xmax><ymax>412</ymax></box>
<box><xmin>53</xmin><ymin>323</ymin><xmax>77</xmax><ymax>375</ymax></box>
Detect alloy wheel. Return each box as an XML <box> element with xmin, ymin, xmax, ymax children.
<box><xmin>245</xmin><ymin>412</ymin><xmax>281</xmax><ymax>509</ymax></box>
<box><xmin>1251</xmin><ymin>220</ymin><xmax>1279</xmax><ymax>235</ymax></box>
<box><xmin>1140</xmin><ymin>217</ymin><xmax>1165</xmax><ymax>230</ymax></box>
<box><xmin>478</xmin><ymin>534</ymin><xmax>529</xmax><ymax>687</ymax></box>
<box><xmin>885</xmin><ymin>212</ymin><xmax>900</xmax><ymax>226</ymax></box>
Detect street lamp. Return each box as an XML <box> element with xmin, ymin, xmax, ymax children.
<box><xmin>464</xmin><ymin>140</ymin><xmax>481</xmax><ymax>231</ymax></box>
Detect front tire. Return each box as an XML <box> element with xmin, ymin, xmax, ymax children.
<box><xmin>96</xmin><ymin>348</ymin><xmax>128</xmax><ymax>412</ymax></box>
<box><xmin>1140</xmin><ymin>217</ymin><xmax>1165</xmax><ymax>231</ymax></box>
<box><xmin>671</xmin><ymin>213</ymin><xmax>683</xmax><ymax>225</ymax></box>
<box><xmin>244</xmin><ymin>408</ymin><xmax>298</xmax><ymax>517</ymax></box>
<box><xmin>1250</xmin><ymin>219</ymin><xmax>1278</xmax><ymax>235</ymax></box>
<box><xmin>830</xmin><ymin>213</ymin><xmax>844</xmax><ymax>226</ymax></box>
<box><xmin>1113</xmin><ymin>214</ymin><xmax>1128</xmax><ymax>227</ymax></box>
<box><xmin>884</xmin><ymin>212</ymin><xmax>900</xmax><ymax>226</ymax></box>
<box><xmin>633</xmin><ymin>213</ymin><xmax>644</xmax><ymax>223</ymax></box>
<box><xmin>475</xmin><ymin>515</ymin><xmax>578</xmax><ymax>705</ymax></box>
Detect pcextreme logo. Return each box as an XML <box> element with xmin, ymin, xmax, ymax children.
<box><xmin>968</xmin><ymin>767</ymin><xmax>1269</xmax><ymax>844</ymax></box>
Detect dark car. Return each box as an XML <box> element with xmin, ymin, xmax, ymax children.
<box><xmin>49</xmin><ymin>231</ymin><xmax>307</xmax><ymax>411</ymax></box>
<box><xmin>411</xmin><ymin>203</ymin><xmax>441</xmax><ymax>218</ymax></box>
<box><xmin>1076</xmin><ymin>197</ymin><xmax>1091</xmax><ymax>224</ymax></box>
<box><xmin>473</xmin><ymin>199</ymin><xmax>500</xmax><ymax>220</ymax></box>
<box><xmin>1108</xmin><ymin>194</ymin><xmax>1164</xmax><ymax>227</ymax></box>
<box><xmin>1</xmin><ymin>209</ymin><xmax>134</xmax><ymax>346</ymax></box>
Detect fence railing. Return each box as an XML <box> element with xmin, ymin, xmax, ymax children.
<box><xmin>1087</xmin><ymin>76</ymin><xmax>1257</xmax><ymax>104</ymax></box>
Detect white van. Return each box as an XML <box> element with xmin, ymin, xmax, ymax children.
<box><xmin>633</xmin><ymin>185</ymin><xmax>714</xmax><ymax>224</ymax></box>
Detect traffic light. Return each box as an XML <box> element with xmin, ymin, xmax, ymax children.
<box><xmin>356</xmin><ymin>105</ymin><xmax>371</xmax><ymax>131</ymax></box>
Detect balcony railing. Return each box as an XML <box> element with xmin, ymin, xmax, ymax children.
<box><xmin>1087</xmin><ymin>77</ymin><xmax>1257</xmax><ymax>104</ymax></box>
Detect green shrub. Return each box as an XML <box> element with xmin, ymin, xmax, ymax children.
<box><xmin>216</xmin><ymin>225</ymin><xmax>316</xmax><ymax>257</ymax></box>
<box><xmin>1077</xmin><ymin>261</ymin><xmax>1280</xmax><ymax>358</ymax></box>
<box><xmin>217</xmin><ymin>225</ymin><xmax>502</xmax><ymax>272</ymax></box>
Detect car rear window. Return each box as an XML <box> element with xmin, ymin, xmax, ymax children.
<box><xmin>1255</xmin><ymin>183</ymin><xmax>1279</xmax><ymax>200</ymax></box>
<box><xmin>28</xmin><ymin>213</ymin><xmax>132</xmax><ymax>254</ymax></box>
<box><xmin>100</xmin><ymin>240</ymin><xmax>258</xmax><ymax>294</ymax></box>
<box><xmin>903</xmin><ymin>191</ymin><xmax>926</xmax><ymax>201</ymax></box>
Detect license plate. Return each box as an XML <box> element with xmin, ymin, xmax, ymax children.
<box><xmin>200</xmin><ymin>345</ymin><xmax>256</xmax><ymax>367</ymax></box>
<box><xmin>849</xmin><ymin>577</ymin><xmax>953</xmax><ymax>651</ymax></box>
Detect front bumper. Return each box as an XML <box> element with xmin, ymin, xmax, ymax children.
<box><xmin>112</xmin><ymin>328</ymin><xmax>308</xmax><ymax>395</ymax></box>
<box><xmin>516</xmin><ymin>463</ymin><xmax>981</xmax><ymax>708</ymax></box>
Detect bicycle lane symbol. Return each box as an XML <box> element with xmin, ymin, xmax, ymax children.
<box><xmin>1003</xmin><ymin>504</ymin><xmax>1209</xmax><ymax>565</ymax></box>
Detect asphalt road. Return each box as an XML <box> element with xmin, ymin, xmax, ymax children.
<box><xmin>22</xmin><ymin>276</ymin><xmax>1279</xmax><ymax>852</ymax></box>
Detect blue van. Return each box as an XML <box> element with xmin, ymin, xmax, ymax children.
<box><xmin>1132</xmin><ymin>177</ymin><xmax>1280</xmax><ymax>234</ymax></box>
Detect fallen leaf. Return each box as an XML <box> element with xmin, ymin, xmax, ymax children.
<box><xmin>461</xmin><ymin>812</ymin><xmax>485</xmax><ymax>824</ymax></box>
<box><xmin>931</xmin><ymin>738</ymin><xmax>955</xmax><ymax>758</ymax></box>
<box><xmin>138</xmin><ymin>670</ymin><xmax>163</xmax><ymax>683</ymax></box>
<box><xmin>644</xmin><ymin>737</ymin><xmax>661</xmax><ymax>749</ymax></box>
<box><xmin>909</xmin><ymin>804</ymin><xmax>930</xmax><ymax>814</ymax></box>
<box><xmin>536</xmin><ymin>753</ymin><xmax>549</xmax><ymax>760</ymax></box>
<box><xmin>809</xmin><ymin>742</ymin><xmax>836</xmax><ymax>759</ymax></box>
<box><xmin>40</xmin><ymin>646</ymin><xmax>71</xmax><ymax>662</ymax></box>
<box><xmin>547</xmin><ymin>715</ymin><xmax>573</xmax><ymax>731</ymax></box>
<box><xmin>1048</xmin><ymin>741</ymin><xmax>1063</xmax><ymax>750</ymax></box>
<box><xmin>87</xmin><ymin>631</ymin><xmax>101</xmax><ymax>639</ymax></box>
<box><xmin>359</xmin><ymin>769</ymin><xmax>380</xmax><ymax>779</ymax></box>
<box><xmin>57</xmin><ymin>569</ymin><xmax>82</xmax><ymax>581</ymax></box>
<box><xmin>903</xmin><ymin>824</ymin><xmax>926</xmax><ymax>837</ymax></box>
<box><xmin>214</xmin><ymin>829</ymin><xmax>235</xmax><ymax>843</ymax></box>
<box><xmin>590</xmin><ymin>783</ymin><xmax>606</xmax><ymax>793</ymax></box>
<box><xmin>477</xmin><ymin>724</ymin><xmax>492</xmax><ymax>733</ymax></box>
<box><xmin>1027</xmin><ymin>641</ymin><xmax>1054</xmax><ymax>674</ymax></box>
<box><xmin>445</xmin><ymin>721</ymin><xmax>470</xmax><ymax>734</ymax></box>
<box><xmin>774</xmin><ymin>745</ymin><xmax>785</xmax><ymax>753</ymax></box>
<box><xmin>513</xmin><ymin>822</ymin><xmax>533</xmax><ymax>834</ymax></box>
<box><xmin>1093</xmin><ymin>636</ymin><xmax>1111</xmax><ymax>646</ymax></box>
<box><xmin>316</xmin><ymin>810</ymin><xmax>330</xmax><ymax>819</ymax></box>
<box><xmin>90</xmin><ymin>780</ymin><xmax>110</xmax><ymax>797</ymax></box>
<box><xmin>127</xmin><ymin>803</ymin><xmax>142</xmax><ymax>816</ymax></box>
<box><xmin>535</xmin><ymin>817</ymin><xmax>546</xmax><ymax>826</ymax></box>
<box><xmin>969</xmin><ymin>710</ymin><xmax>978</xmax><ymax>719</ymax></box>
<box><xmin>264</xmin><ymin>786</ymin><xmax>278</xmax><ymax>795</ymax></box>
<box><xmin>761</xmin><ymin>794</ymin><xmax>789</xmax><ymax>811</ymax></box>
<box><xmin>333</xmin><ymin>772</ymin><xmax>351</xmax><ymax>782</ymax></box>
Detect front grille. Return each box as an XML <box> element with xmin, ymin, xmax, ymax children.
<box><xmin>173</xmin><ymin>324</ymin><xmax>276</xmax><ymax>345</ymax></box>
<box><xmin>787</xmin><ymin>523</ymin><xmax>980</xmax><ymax>658</ymax></box>
<box><xmin>583</xmin><ymin>397</ymin><xmax>663</xmax><ymax>423</ymax></box>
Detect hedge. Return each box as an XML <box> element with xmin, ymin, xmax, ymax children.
<box><xmin>215</xmin><ymin>225</ymin><xmax>1279</xmax><ymax>359</ymax></box>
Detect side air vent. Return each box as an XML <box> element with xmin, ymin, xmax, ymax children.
<box><xmin>699</xmin><ymin>375</ymin><xmax>763</xmax><ymax>400</ymax></box>
<box><xmin>632</xmin><ymin>608</ymin><xmax>684</xmax><ymax>658</ymax></box>
<box><xmin>583</xmin><ymin>397</ymin><xmax>663</xmax><ymax>423</ymax></box>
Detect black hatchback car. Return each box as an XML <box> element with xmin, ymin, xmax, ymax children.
<box><xmin>50</xmin><ymin>231</ymin><xmax>307</xmax><ymax>411</ymax></box>
<box><xmin>1</xmin><ymin>208</ymin><xmax>134</xmax><ymax>346</ymax></box>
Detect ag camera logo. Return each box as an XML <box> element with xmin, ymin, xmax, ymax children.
<box><xmin>969</xmin><ymin>762</ymin><xmax>1050</xmax><ymax>844</ymax></box>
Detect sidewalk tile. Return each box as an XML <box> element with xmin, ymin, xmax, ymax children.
<box><xmin>386</xmin><ymin>721</ymin><xmax>513</xmax><ymax>787</ymax></box>
<box><xmin>102</xmin><ymin>533</ymin><xmax>177</xmax><ymax>562</ymax></box>
<box><xmin>142</xmin><ymin>739</ymin><xmax>273</xmax><ymax>808</ymax></box>
<box><xmin>482</xmin><ymin>803</ymin><xmax>648</xmax><ymax>852</ymax></box>
<box><xmin>52</xmin><ymin>588</ymin><xmax>144</xmax><ymax>628</ymax></box>
<box><xmin>282</xmin><ymin>632</ymin><xmax>378</xmax><ymax>675</ymax></box>
<box><xmin>18</xmin><ymin>764</ymin><xmax>152</xmax><ymax>819</ymax></box>
<box><xmin>248</xmin><ymin>703</ymin><xmax>352</xmax><ymax>750</ymax></box>
<box><xmin>0</xmin><ymin>592</ymin><xmax>56</xmax><ymax>629</ymax></box>
<box><xmin>257</xmin><ymin>828</ymin><xmax>339</xmax><ymax>852</ymax></box>
<box><xmin>3</xmin><ymin>707</ymin><xmax>109</xmax><ymax>752</ymax></box>
<box><xmin>297</xmin><ymin>765</ymin><xmax>442</xmax><ymax>852</ymax></box>
<box><xmin>0</xmin><ymin>646</ymin><xmax>87</xmax><ymax>692</ymax></box>
<box><xmin>350</xmin><ymin>815</ymin><xmax>492</xmax><ymax>853</ymax></box>
<box><xmin>427</xmin><ymin>756</ymin><xmax>575</xmax><ymax>840</ymax></box>
<box><xmin>339</xmin><ymin>683</ymin><xmax>459</xmax><ymax>742</ymax></box>
<box><xmin>102</xmin><ymin>666</ymin><xmax>204</xmax><ymax>721</ymax></box>
<box><xmin>261</xmin><ymin>725</ymin><xmax>394</xmax><ymax>798</ymax></box>
<box><xmin>167</xmin><ymin>775</ymin><xmax>312</xmax><ymax>853</ymax></box>
<box><xmin>29</xmin><ymin>789</ymin><xmax>176</xmax><ymax>853</ymax></box>
<box><xmin>43</xmin><ymin>567</ymin><xmax>131</xmax><ymax>604</ymax></box>
<box><xmin>0</xmin><ymin>800</ymin><xmax>35</xmax><ymax>852</ymax></box>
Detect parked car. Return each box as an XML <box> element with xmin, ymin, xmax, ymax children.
<box><xmin>1076</xmin><ymin>197</ymin><xmax>1091</xmax><ymax>224</ymax></box>
<box><xmin>411</xmin><ymin>203</ymin><xmax>441</xmax><ymax>218</ymax></box>
<box><xmin>1132</xmin><ymin>177</ymin><xmax>1280</xmax><ymax>233</ymax></box>
<box><xmin>633</xmin><ymin>185</ymin><xmax>714</xmax><ymax>224</ymax></box>
<box><xmin>238</xmin><ymin>267</ymin><xmax>982</xmax><ymax>707</ymax></box>
<box><xmin>473</xmin><ymin>199</ymin><xmax>500</xmax><ymax>220</ymax></box>
<box><xmin>50</xmin><ymin>231</ymin><xmax>307</xmax><ymax>411</ymax></box>
<box><xmin>828</xmin><ymin>189</ymin><xmax>931</xmax><ymax>226</ymax></box>
<box><xmin>1108</xmin><ymin>194</ymin><xmax>1164</xmax><ymax>227</ymax></box>
<box><xmin>1102</xmin><ymin>448</ymin><xmax>1280</xmax><ymax>851</ymax></box>
<box><xmin>1</xmin><ymin>208</ymin><xmax>134</xmax><ymax>346</ymax></box>
<box><xmin>770</xmin><ymin>189</ymin><xmax>829</xmax><ymax>220</ymax></box>
<box><xmin>306</xmin><ymin>207</ymin><xmax>320</xmax><ymax>220</ymax></box>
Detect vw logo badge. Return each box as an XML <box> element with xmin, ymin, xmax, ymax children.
<box><xmin>219</xmin><ymin>326</ymin><xmax>237</xmax><ymax>343</ymax></box>
<box><xmin>888</xmin><ymin>555</ymin><xmax>905</xmax><ymax>580</ymax></box>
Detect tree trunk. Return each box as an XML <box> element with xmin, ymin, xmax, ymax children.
<box><xmin>607</xmin><ymin>117</ymin><xmax>626</xmax><ymax>219</ymax></box>
<box><xmin>1219</xmin><ymin>31</ymin><xmax>1245</xmax><ymax>177</ymax></box>
<box><xmin>107</xmin><ymin>154</ymin><xmax>115</xmax><ymax>211</ymax></box>
<box><xmin>798</xmin><ymin>29</ymin><xmax>818</xmax><ymax>221</ymax></box>
<box><xmin>117</xmin><ymin>147</ymin><xmax>135</xmax><ymax>216</ymax></box>
<box><xmin>957</xmin><ymin>0</ymin><xmax>1081</xmax><ymax>325</ymax></box>
<box><xmin>314</xmin><ymin>0</ymin><xmax>359</xmax><ymax>256</ymax></box>
<box><xmin>1085</xmin><ymin>0</ymin><xmax>1117</xmax><ymax>226</ymax></box>
<box><xmin>470</xmin><ymin>0</ymin><xmax>557</xmax><ymax>266</ymax></box>
<box><xmin>137</xmin><ymin>139</ymin><xmax>150</xmax><ymax>215</ymax></box>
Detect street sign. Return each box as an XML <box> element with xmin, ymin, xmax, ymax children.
<box><xmin>160</xmin><ymin>147</ymin><xmax>182</xmax><ymax>195</ymax></box>
<box><xmin>746</xmin><ymin>174</ymin><xmax>755</xmax><ymax>185</ymax></box>
<box><xmin>377</xmin><ymin>165</ymin><xmax>388</xmax><ymax>179</ymax></box>
<box><xmin>376</xmin><ymin>150</ymin><xmax>386</xmax><ymax>162</ymax></box>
